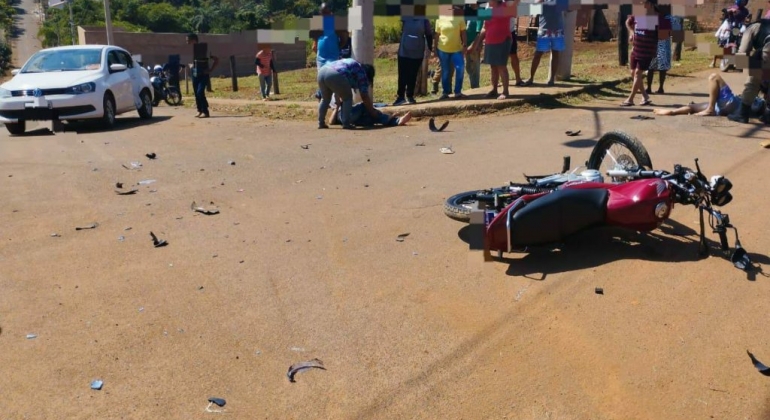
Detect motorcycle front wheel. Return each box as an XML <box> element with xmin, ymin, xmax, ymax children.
<box><xmin>586</xmin><ymin>130</ymin><xmax>653</xmax><ymax>179</ymax></box>
<box><xmin>165</xmin><ymin>88</ymin><xmax>182</xmax><ymax>106</ymax></box>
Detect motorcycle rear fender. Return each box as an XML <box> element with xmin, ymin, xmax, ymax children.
<box><xmin>485</xmin><ymin>192</ymin><xmax>548</xmax><ymax>253</ymax></box>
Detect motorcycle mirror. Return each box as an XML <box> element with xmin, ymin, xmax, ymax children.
<box><xmin>711</xmin><ymin>176</ymin><xmax>733</xmax><ymax>194</ymax></box>
<box><xmin>731</xmin><ymin>246</ymin><xmax>753</xmax><ymax>272</ymax></box>
<box><xmin>714</xmin><ymin>192</ymin><xmax>733</xmax><ymax>207</ymax></box>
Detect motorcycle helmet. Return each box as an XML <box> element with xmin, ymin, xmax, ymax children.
<box><xmin>153</xmin><ymin>65</ymin><xmax>163</xmax><ymax>73</ymax></box>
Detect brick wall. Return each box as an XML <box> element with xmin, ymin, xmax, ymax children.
<box><xmin>77</xmin><ymin>26</ymin><xmax>307</xmax><ymax>78</ymax></box>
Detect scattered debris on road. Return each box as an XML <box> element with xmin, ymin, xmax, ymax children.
<box><xmin>208</xmin><ymin>398</ymin><xmax>226</xmax><ymax>407</ymax></box>
<box><xmin>75</xmin><ymin>223</ymin><xmax>99</xmax><ymax>230</ymax></box>
<box><xmin>138</xmin><ymin>179</ymin><xmax>156</xmax><ymax>186</ymax></box>
<box><xmin>122</xmin><ymin>162</ymin><xmax>143</xmax><ymax>170</ymax></box>
<box><xmin>747</xmin><ymin>350</ymin><xmax>770</xmax><ymax>376</ymax></box>
<box><xmin>227</xmin><ymin>160</ymin><xmax>236</xmax><ymax>165</ymax></box>
<box><xmin>50</xmin><ymin>233</ymin><xmax>60</xmax><ymax>237</ymax></box>
<box><xmin>26</xmin><ymin>334</ymin><xmax>37</xmax><ymax>339</ymax></box>
<box><xmin>595</xmin><ymin>287</ymin><xmax>604</xmax><ymax>295</ymax></box>
<box><xmin>300</xmin><ymin>144</ymin><xmax>311</xmax><ymax>149</ymax></box>
<box><xmin>287</xmin><ymin>358</ymin><xmax>326</xmax><ymax>382</ymax></box>
<box><xmin>146</xmin><ymin>153</ymin><xmax>157</xmax><ymax>160</ymax></box>
<box><xmin>116</xmin><ymin>182</ymin><xmax>123</xmax><ymax>189</ymax></box>
<box><xmin>396</xmin><ymin>233</ymin><xmax>410</xmax><ymax>242</ymax></box>
<box><xmin>565</xmin><ymin>130</ymin><xmax>581</xmax><ymax>136</ymax></box>
<box><xmin>440</xmin><ymin>146</ymin><xmax>454</xmax><ymax>154</ymax></box>
<box><xmin>415</xmin><ymin>142</ymin><xmax>425</xmax><ymax>146</ymax></box>
<box><xmin>90</xmin><ymin>380</ymin><xmax>104</xmax><ymax>390</ymax></box>
<box><xmin>150</xmin><ymin>231</ymin><xmax>168</xmax><ymax>248</ymax></box>
<box><xmin>191</xmin><ymin>201</ymin><xmax>220</xmax><ymax>215</ymax></box>
<box><xmin>115</xmin><ymin>189</ymin><xmax>138</xmax><ymax>195</ymax></box>
<box><xmin>630</xmin><ymin>115</ymin><xmax>654</xmax><ymax>120</ymax></box>
<box><xmin>429</xmin><ymin>118</ymin><xmax>449</xmax><ymax>132</ymax></box>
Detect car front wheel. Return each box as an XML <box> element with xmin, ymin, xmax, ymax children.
<box><xmin>138</xmin><ymin>89</ymin><xmax>153</xmax><ymax>119</ymax></box>
<box><xmin>101</xmin><ymin>93</ymin><xmax>116</xmax><ymax>129</ymax></box>
<box><xmin>5</xmin><ymin>121</ymin><xmax>25</xmax><ymax>135</ymax></box>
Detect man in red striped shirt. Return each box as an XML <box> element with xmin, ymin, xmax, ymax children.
<box><xmin>621</xmin><ymin>0</ymin><xmax>668</xmax><ymax>107</ymax></box>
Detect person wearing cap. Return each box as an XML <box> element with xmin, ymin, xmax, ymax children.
<box><xmin>433</xmin><ymin>4</ymin><xmax>468</xmax><ymax>99</ymax></box>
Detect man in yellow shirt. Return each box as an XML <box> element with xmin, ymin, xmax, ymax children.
<box><xmin>433</xmin><ymin>5</ymin><xmax>468</xmax><ymax>99</ymax></box>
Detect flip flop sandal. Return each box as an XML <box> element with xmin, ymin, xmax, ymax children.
<box><xmin>565</xmin><ymin>130</ymin><xmax>581</xmax><ymax>136</ymax></box>
<box><xmin>485</xmin><ymin>91</ymin><xmax>499</xmax><ymax>99</ymax></box>
<box><xmin>522</xmin><ymin>80</ymin><xmax>533</xmax><ymax>86</ymax></box>
<box><xmin>514</xmin><ymin>81</ymin><xmax>525</xmax><ymax>87</ymax></box>
<box><xmin>640</xmin><ymin>99</ymin><xmax>653</xmax><ymax>106</ymax></box>
<box><xmin>620</xmin><ymin>101</ymin><xmax>634</xmax><ymax>107</ymax></box>
<box><xmin>429</xmin><ymin>118</ymin><xmax>449</xmax><ymax>132</ymax></box>
<box><xmin>630</xmin><ymin>115</ymin><xmax>655</xmax><ymax>120</ymax></box>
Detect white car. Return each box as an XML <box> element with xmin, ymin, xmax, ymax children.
<box><xmin>0</xmin><ymin>45</ymin><xmax>154</xmax><ymax>135</ymax></box>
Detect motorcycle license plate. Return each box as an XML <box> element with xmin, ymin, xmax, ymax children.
<box><xmin>484</xmin><ymin>210</ymin><xmax>496</xmax><ymax>228</ymax></box>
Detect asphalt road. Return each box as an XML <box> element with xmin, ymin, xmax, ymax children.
<box><xmin>1</xmin><ymin>69</ymin><xmax>769</xmax><ymax>419</ymax></box>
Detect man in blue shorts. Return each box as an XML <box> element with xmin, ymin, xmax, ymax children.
<box><xmin>652</xmin><ymin>73</ymin><xmax>766</xmax><ymax>117</ymax></box>
<box><xmin>523</xmin><ymin>0</ymin><xmax>568</xmax><ymax>86</ymax></box>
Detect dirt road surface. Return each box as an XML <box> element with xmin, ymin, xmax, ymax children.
<box><xmin>9</xmin><ymin>0</ymin><xmax>42</xmax><ymax>67</ymax></box>
<box><xmin>1</xmin><ymin>71</ymin><xmax>770</xmax><ymax>419</ymax></box>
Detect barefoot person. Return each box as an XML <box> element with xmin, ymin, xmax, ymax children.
<box><xmin>653</xmin><ymin>74</ymin><xmax>739</xmax><ymax>116</ymax></box>
<box><xmin>329</xmin><ymin>103</ymin><xmax>412</xmax><ymax>127</ymax></box>
<box><xmin>621</xmin><ymin>0</ymin><xmax>664</xmax><ymax>107</ymax></box>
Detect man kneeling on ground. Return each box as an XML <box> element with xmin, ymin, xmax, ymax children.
<box><xmin>653</xmin><ymin>73</ymin><xmax>768</xmax><ymax>118</ymax></box>
<box><xmin>329</xmin><ymin>102</ymin><xmax>413</xmax><ymax>127</ymax></box>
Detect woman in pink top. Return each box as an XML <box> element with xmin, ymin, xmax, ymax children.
<box><xmin>469</xmin><ymin>0</ymin><xmax>514</xmax><ymax>99</ymax></box>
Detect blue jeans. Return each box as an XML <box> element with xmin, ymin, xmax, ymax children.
<box><xmin>259</xmin><ymin>75</ymin><xmax>272</xmax><ymax>98</ymax></box>
<box><xmin>437</xmin><ymin>50</ymin><xmax>465</xmax><ymax>95</ymax></box>
<box><xmin>348</xmin><ymin>103</ymin><xmax>396</xmax><ymax>126</ymax></box>
<box><xmin>318</xmin><ymin>66</ymin><xmax>354</xmax><ymax>127</ymax></box>
<box><xmin>192</xmin><ymin>74</ymin><xmax>209</xmax><ymax>113</ymax></box>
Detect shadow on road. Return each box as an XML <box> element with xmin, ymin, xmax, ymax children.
<box><xmin>10</xmin><ymin>116</ymin><xmax>172</xmax><ymax>136</ymax></box>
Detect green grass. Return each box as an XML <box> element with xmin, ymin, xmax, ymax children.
<box><xmin>207</xmin><ymin>41</ymin><xmax>711</xmax><ymax>105</ymax></box>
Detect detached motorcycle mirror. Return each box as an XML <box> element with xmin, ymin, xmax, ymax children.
<box><xmin>714</xmin><ymin>192</ymin><xmax>733</xmax><ymax>207</ymax></box>
<box><xmin>729</xmin><ymin>227</ymin><xmax>754</xmax><ymax>272</ymax></box>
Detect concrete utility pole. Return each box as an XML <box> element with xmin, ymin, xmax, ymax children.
<box><xmin>104</xmin><ymin>0</ymin><xmax>114</xmax><ymax>45</ymax></box>
<box><xmin>350</xmin><ymin>0</ymin><xmax>374</xmax><ymax>101</ymax></box>
<box><xmin>556</xmin><ymin>9</ymin><xmax>577</xmax><ymax>81</ymax></box>
<box><xmin>68</xmin><ymin>0</ymin><xmax>75</xmax><ymax>45</ymax></box>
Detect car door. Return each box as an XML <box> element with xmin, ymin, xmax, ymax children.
<box><xmin>117</xmin><ymin>50</ymin><xmax>143</xmax><ymax>109</ymax></box>
<box><xmin>106</xmin><ymin>50</ymin><xmax>131</xmax><ymax>112</ymax></box>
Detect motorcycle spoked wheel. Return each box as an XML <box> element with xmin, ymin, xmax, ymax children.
<box><xmin>443</xmin><ymin>131</ymin><xmax>653</xmax><ymax>223</ymax></box>
<box><xmin>586</xmin><ymin>130</ymin><xmax>653</xmax><ymax>181</ymax></box>
<box><xmin>165</xmin><ymin>88</ymin><xmax>182</xmax><ymax>106</ymax></box>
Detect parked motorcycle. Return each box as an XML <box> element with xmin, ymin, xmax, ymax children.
<box><xmin>150</xmin><ymin>71</ymin><xmax>182</xmax><ymax>107</ymax></box>
<box><xmin>445</xmin><ymin>131</ymin><xmax>752</xmax><ymax>272</ymax></box>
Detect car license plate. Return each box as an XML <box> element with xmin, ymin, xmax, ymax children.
<box><xmin>25</xmin><ymin>96</ymin><xmax>49</xmax><ymax>108</ymax></box>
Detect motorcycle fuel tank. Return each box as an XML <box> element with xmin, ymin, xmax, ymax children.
<box><xmin>605</xmin><ymin>178</ymin><xmax>672</xmax><ymax>231</ymax></box>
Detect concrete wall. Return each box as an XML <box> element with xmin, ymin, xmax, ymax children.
<box><xmin>77</xmin><ymin>26</ymin><xmax>308</xmax><ymax>78</ymax></box>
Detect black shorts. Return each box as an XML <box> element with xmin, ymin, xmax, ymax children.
<box><xmin>630</xmin><ymin>54</ymin><xmax>652</xmax><ymax>71</ymax></box>
<box><xmin>509</xmin><ymin>32</ymin><xmax>518</xmax><ymax>54</ymax></box>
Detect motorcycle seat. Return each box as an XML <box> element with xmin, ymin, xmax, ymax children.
<box><xmin>510</xmin><ymin>188</ymin><xmax>609</xmax><ymax>247</ymax></box>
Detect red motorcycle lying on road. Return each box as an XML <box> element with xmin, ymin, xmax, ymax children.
<box><xmin>444</xmin><ymin>131</ymin><xmax>753</xmax><ymax>271</ymax></box>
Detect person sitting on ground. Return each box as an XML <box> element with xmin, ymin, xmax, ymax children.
<box><xmin>653</xmin><ymin>73</ymin><xmax>769</xmax><ymax>118</ymax></box>
<box><xmin>328</xmin><ymin>102</ymin><xmax>413</xmax><ymax>127</ymax></box>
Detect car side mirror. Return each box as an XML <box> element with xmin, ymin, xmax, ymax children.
<box><xmin>11</xmin><ymin>69</ymin><xmax>19</xmax><ymax>75</ymax></box>
<box><xmin>109</xmin><ymin>63</ymin><xmax>128</xmax><ymax>72</ymax></box>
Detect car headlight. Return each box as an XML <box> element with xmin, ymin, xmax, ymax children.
<box><xmin>69</xmin><ymin>82</ymin><xmax>96</xmax><ymax>94</ymax></box>
<box><xmin>0</xmin><ymin>88</ymin><xmax>11</xmax><ymax>98</ymax></box>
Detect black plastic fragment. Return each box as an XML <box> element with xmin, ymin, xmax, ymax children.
<box><xmin>595</xmin><ymin>287</ymin><xmax>604</xmax><ymax>295</ymax></box>
<box><xmin>565</xmin><ymin>130</ymin><xmax>581</xmax><ymax>136</ymax></box>
<box><xmin>429</xmin><ymin>118</ymin><xmax>449</xmax><ymax>132</ymax></box>
<box><xmin>150</xmin><ymin>231</ymin><xmax>168</xmax><ymax>248</ymax></box>
<box><xmin>747</xmin><ymin>350</ymin><xmax>770</xmax><ymax>376</ymax></box>
<box><xmin>630</xmin><ymin>115</ymin><xmax>654</xmax><ymax>120</ymax></box>
<box><xmin>146</xmin><ymin>153</ymin><xmax>156</xmax><ymax>159</ymax></box>
<box><xmin>287</xmin><ymin>358</ymin><xmax>326</xmax><ymax>382</ymax></box>
<box><xmin>115</xmin><ymin>189</ymin><xmax>138</xmax><ymax>195</ymax></box>
<box><xmin>208</xmin><ymin>397</ymin><xmax>226</xmax><ymax>407</ymax></box>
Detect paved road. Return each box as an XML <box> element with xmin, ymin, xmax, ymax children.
<box><xmin>9</xmin><ymin>0</ymin><xmax>42</xmax><ymax>67</ymax></box>
<box><xmin>1</xmin><ymin>70</ymin><xmax>769</xmax><ymax>419</ymax></box>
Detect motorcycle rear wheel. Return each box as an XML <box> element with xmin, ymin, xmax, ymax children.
<box><xmin>165</xmin><ymin>88</ymin><xmax>182</xmax><ymax>106</ymax></box>
<box><xmin>586</xmin><ymin>130</ymin><xmax>653</xmax><ymax>178</ymax></box>
<box><xmin>444</xmin><ymin>190</ymin><xmax>488</xmax><ymax>223</ymax></box>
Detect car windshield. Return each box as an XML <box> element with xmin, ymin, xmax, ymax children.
<box><xmin>21</xmin><ymin>49</ymin><xmax>102</xmax><ymax>73</ymax></box>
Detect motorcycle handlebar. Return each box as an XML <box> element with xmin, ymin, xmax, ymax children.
<box><xmin>605</xmin><ymin>169</ymin><xmax>663</xmax><ymax>178</ymax></box>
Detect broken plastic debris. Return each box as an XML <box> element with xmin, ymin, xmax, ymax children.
<box><xmin>747</xmin><ymin>350</ymin><xmax>770</xmax><ymax>376</ymax></box>
<box><xmin>208</xmin><ymin>397</ymin><xmax>226</xmax><ymax>407</ymax></box>
<box><xmin>50</xmin><ymin>233</ymin><xmax>60</xmax><ymax>237</ymax></box>
<box><xmin>121</xmin><ymin>161</ymin><xmax>143</xmax><ymax>170</ymax></box>
<box><xmin>227</xmin><ymin>161</ymin><xmax>236</xmax><ymax>165</ymax></box>
<box><xmin>115</xmin><ymin>189</ymin><xmax>138</xmax><ymax>195</ymax></box>
<box><xmin>440</xmin><ymin>147</ymin><xmax>454</xmax><ymax>154</ymax></box>
<box><xmin>138</xmin><ymin>179</ymin><xmax>156</xmax><ymax>186</ymax></box>
<box><xmin>287</xmin><ymin>358</ymin><xmax>326</xmax><ymax>382</ymax></box>
<box><xmin>595</xmin><ymin>287</ymin><xmax>604</xmax><ymax>295</ymax></box>
<box><xmin>300</xmin><ymin>144</ymin><xmax>311</xmax><ymax>149</ymax></box>
<box><xmin>630</xmin><ymin>115</ymin><xmax>654</xmax><ymax>120</ymax></box>
<box><xmin>75</xmin><ymin>223</ymin><xmax>99</xmax><ymax>230</ymax></box>
<box><xmin>191</xmin><ymin>201</ymin><xmax>220</xmax><ymax>215</ymax></box>
<box><xmin>26</xmin><ymin>334</ymin><xmax>37</xmax><ymax>339</ymax></box>
<box><xmin>90</xmin><ymin>380</ymin><xmax>103</xmax><ymax>390</ymax></box>
<box><xmin>150</xmin><ymin>231</ymin><xmax>168</xmax><ymax>248</ymax></box>
<box><xmin>428</xmin><ymin>118</ymin><xmax>449</xmax><ymax>132</ymax></box>
<box><xmin>415</xmin><ymin>142</ymin><xmax>425</xmax><ymax>146</ymax></box>
<box><xmin>565</xmin><ymin>130</ymin><xmax>581</xmax><ymax>136</ymax></box>
<box><xmin>396</xmin><ymin>233</ymin><xmax>410</xmax><ymax>242</ymax></box>
<box><xmin>145</xmin><ymin>153</ymin><xmax>156</xmax><ymax>159</ymax></box>
<box><xmin>116</xmin><ymin>182</ymin><xmax>123</xmax><ymax>189</ymax></box>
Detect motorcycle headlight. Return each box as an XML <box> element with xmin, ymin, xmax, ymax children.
<box><xmin>0</xmin><ymin>87</ymin><xmax>11</xmax><ymax>98</ymax></box>
<box><xmin>69</xmin><ymin>82</ymin><xmax>96</xmax><ymax>95</ymax></box>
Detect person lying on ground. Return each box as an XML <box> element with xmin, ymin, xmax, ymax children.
<box><xmin>328</xmin><ymin>102</ymin><xmax>413</xmax><ymax>127</ymax></box>
<box><xmin>652</xmin><ymin>73</ymin><xmax>769</xmax><ymax>118</ymax></box>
